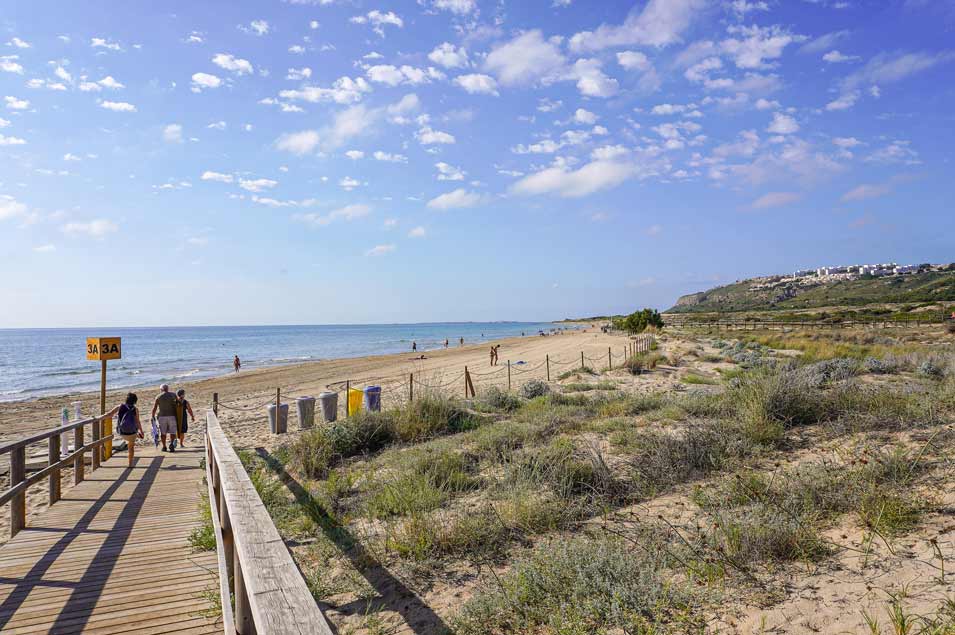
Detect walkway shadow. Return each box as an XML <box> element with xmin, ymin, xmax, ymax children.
<box><xmin>0</xmin><ymin>457</ymin><xmax>162</xmax><ymax>630</ymax></box>
<box><xmin>254</xmin><ymin>448</ymin><xmax>452</xmax><ymax>635</ymax></box>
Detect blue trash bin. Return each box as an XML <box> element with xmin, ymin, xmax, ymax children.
<box><xmin>363</xmin><ymin>385</ymin><xmax>381</xmax><ymax>412</ymax></box>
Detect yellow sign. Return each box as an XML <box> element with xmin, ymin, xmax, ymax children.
<box><xmin>86</xmin><ymin>337</ymin><xmax>122</xmax><ymax>361</ymax></box>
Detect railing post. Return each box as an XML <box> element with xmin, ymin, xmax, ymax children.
<box><xmin>507</xmin><ymin>360</ymin><xmax>511</xmax><ymax>392</ymax></box>
<box><xmin>213</xmin><ymin>392</ymin><xmax>218</xmax><ymax>416</ymax></box>
<box><xmin>234</xmin><ymin>552</ymin><xmax>254</xmax><ymax>634</ymax></box>
<box><xmin>409</xmin><ymin>373</ymin><xmax>413</xmax><ymax>403</ymax></box>
<box><xmin>91</xmin><ymin>419</ymin><xmax>100</xmax><ymax>471</ymax></box>
<box><xmin>74</xmin><ymin>425</ymin><xmax>85</xmax><ymax>485</ymax></box>
<box><xmin>49</xmin><ymin>435</ymin><xmax>61</xmax><ymax>505</ymax></box>
<box><xmin>10</xmin><ymin>446</ymin><xmax>26</xmax><ymax>537</ymax></box>
<box><xmin>218</xmin><ymin>463</ymin><xmax>235</xmax><ymax>587</ymax></box>
<box><xmin>345</xmin><ymin>380</ymin><xmax>350</xmax><ymax>417</ymax></box>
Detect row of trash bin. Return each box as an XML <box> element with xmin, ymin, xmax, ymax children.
<box><xmin>267</xmin><ymin>385</ymin><xmax>381</xmax><ymax>434</ymax></box>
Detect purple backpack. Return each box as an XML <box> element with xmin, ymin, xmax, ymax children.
<box><xmin>118</xmin><ymin>405</ymin><xmax>138</xmax><ymax>435</ymax></box>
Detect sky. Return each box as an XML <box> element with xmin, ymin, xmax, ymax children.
<box><xmin>1</xmin><ymin>0</ymin><xmax>953</xmax><ymax>328</ymax></box>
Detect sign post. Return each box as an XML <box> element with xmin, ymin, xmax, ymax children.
<box><xmin>86</xmin><ymin>337</ymin><xmax>121</xmax><ymax>460</ymax></box>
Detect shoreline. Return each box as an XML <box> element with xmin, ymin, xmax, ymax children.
<box><xmin>0</xmin><ymin>326</ymin><xmax>611</xmax><ymax>444</ymax></box>
<box><xmin>1</xmin><ymin>322</ymin><xmax>576</xmax><ymax>406</ymax></box>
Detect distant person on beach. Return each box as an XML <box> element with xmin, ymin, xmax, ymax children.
<box><xmin>412</xmin><ymin>341</ymin><xmax>417</xmax><ymax>352</ymax></box>
<box><xmin>175</xmin><ymin>389</ymin><xmax>195</xmax><ymax>448</ymax></box>
<box><xmin>233</xmin><ymin>355</ymin><xmax>241</xmax><ymax>373</ymax></box>
<box><xmin>115</xmin><ymin>393</ymin><xmax>144</xmax><ymax>467</ymax></box>
<box><xmin>495</xmin><ymin>344</ymin><xmax>501</xmax><ymax>365</ymax></box>
<box><xmin>151</xmin><ymin>384</ymin><xmax>179</xmax><ymax>452</ymax></box>
<box><xmin>459</xmin><ymin>337</ymin><xmax>464</xmax><ymax>347</ymax></box>
<box><xmin>444</xmin><ymin>339</ymin><xmax>449</xmax><ymax>348</ymax></box>
<box><xmin>489</xmin><ymin>346</ymin><xmax>495</xmax><ymax>366</ymax></box>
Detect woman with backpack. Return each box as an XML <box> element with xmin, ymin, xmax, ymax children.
<box><xmin>175</xmin><ymin>389</ymin><xmax>195</xmax><ymax>448</ymax></box>
<box><xmin>116</xmin><ymin>393</ymin><xmax>144</xmax><ymax>467</ymax></box>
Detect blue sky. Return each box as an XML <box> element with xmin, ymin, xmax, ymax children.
<box><xmin>1</xmin><ymin>0</ymin><xmax>953</xmax><ymax>327</ymax></box>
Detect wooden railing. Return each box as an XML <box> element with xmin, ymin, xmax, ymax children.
<box><xmin>0</xmin><ymin>412</ymin><xmax>114</xmax><ymax>538</ymax></box>
<box><xmin>205</xmin><ymin>410</ymin><xmax>332</xmax><ymax>635</ymax></box>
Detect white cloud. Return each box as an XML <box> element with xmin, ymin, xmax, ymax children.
<box><xmin>373</xmin><ymin>150</ymin><xmax>407</xmax><ymax>163</ymax></box>
<box><xmin>591</xmin><ymin>145</ymin><xmax>629</xmax><ymax>161</ymax></box>
<box><xmin>287</xmin><ymin>67</ymin><xmax>312</xmax><ymax>80</ymax></box>
<box><xmin>484</xmin><ymin>30</ymin><xmax>566</xmax><ymax>86</ymax></box>
<box><xmin>617</xmin><ymin>50</ymin><xmax>651</xmax><ymax>71</ymax></box>
<box><xmin>825</xmin><ymin>91</ymin><xmax>858</xmax><ymax>111</ymax></box>
<box><xmin>538</xmin><ymin>98</ymin><xmax>562</xmax><ymax>112</ymax></box>
<box><xmin>5</xmin><ymin>96</ymin><xmax>29</xmax><ymax>110</ymax></box>
<box><xmin>238</xmin><ymin>178</ymin><xmax>278</xmax><ymax>192</ymax></box>
<box><xmin>408</xmin><ymin>226</ymin><xmax>426</xmax><ymax>238</ymax></box>
<box><xmin>750</xmin><ymin>191</ymin><xmax>801</xmax><ymax>209</ymax></box>
<box><xmin>241</xmin><ymin>20</ymin><xmax>271</xmax><ymax>36</ymax></box>
<box><xmin>213</xmin><ymin>53</ymin><xmax>254</xmax><ymax>75</ymax></box>
<box><xmin>61</xmin><ymin>219</ymin><xmax>118</xmax><ymax>238</ymax></box>
<box><xmin>63</xmin><ymin>153</ymin><xmax>81</xmax><ymax>161</ymax></box>
<box><xmin>435</xmin><ymin>162</ymin><xmax>465</xmax><ymax>180</ymax></box>
<box><xmin>350</xmin><ymin>10</ymin><xmax>403</xmax><ymax>36</ymax></box>
<box><xmin>841</xmin><ymin>50</ymin><xmax>954</xmax><ymax>93</ymax></box>
<box><xmin>800</xmin><ymin>30</ymin><xmax>850</xmax><ymax>55</ymax></box>
<box><xmin>163</xmin><ymin>123</ymin><xmax>183</xmax><ymax>143</ymax></box>
<box><xmin>569</xmin><ymin>0</ymin><xmax>706</xmax><ymax>52</ymax></box>
<box><xmin>0</xmin><ymin>117</ymin><xmax>8</xmax><ymax>128</ymax></box>
<box><xmin>365</xmin><ymin>244</ymin><xmax>395</xmax><ymax>256</ymax></box>
<box><xmin>201</xmin><ymin>171</ymin><xmax>234</xmax><ymax>183</ymax></box>
<box><xmin>33</xmin><ymin>244</ymin><xmax>56</xmax><ymax>252</ymax></box>
<box><xmin>185</xmin><ymin>31</ymin><xmax>204</xmax><ymax>44</ymax></box>
<box><xmin>832</xmin><ymin>137</ymin><xmax>861</xmax><ymax>148</ymax></box>
<box><xmin>511</xmin><ymin>160</ymin><xmax>636</xmax><ymax>198</ymax></box>
<box><xmin>453</xmin><ymin>73</ymin><xmax>498</xmax><ymax>95</ymax></box>
<box><xmin>570</xmin><ymin>58</ymin><xmax>619</xmax><ymax>98</ymax></box>
<box><xmin>427</xmin><ymin>188</ymin><xmax>482</xmax><ymax>209</ymax></box>
<box><xmin>191</xmin><ymin>72</ymin><xmax>222</xmax><ymax>92</ymax></box>
<box><xmin>7</xmin><ymin>37</ymin><xmax>31</xmax><ymax>49</ymax></box>
<box><xmin>339</xmin><ymin>176</ymin><xmax>362</xmax><ymax>191</ymax></box>
<box><xmin>97</xmin><ymin>75</ymin><xmax>124</xmax><ymax>89</ymax></box>
<box><xmin>90</xmin><ymin>37</ymin><xmax>122</xmax><ymax>51</ymax></box>
<box><xmin>0</xmin><ymin>133</ymin><xmax>26</xmax><ymax>146</ymax></box>
<box><xmin>366</xmin><ymin>64</ymin><xmax>442</xmax><ymax>86</ymax></box>
<box><xmin>207</xmin><ymin>121</ymin><xmax>227</xmax><ymax>130</ymax></box>
<box><xmin>0</xmin><ymin>56</ymin><xmax>23</xmax><ymax>74</ymax></box>
<box><xmin>754</xmin><ymin>98</ymin><xmax>779</xmax><ymax>110</ymax></box>
<box><xmin>0</xmin><ymin>196</ymin><xmax>27</xmax><ymax>220</ymax></box>
<box><xmin>842</xmin><ymin>183</ymin><xmax>891</xmax><ymax>202</ymax></box>
<box><xmin>289</xmin><ymin>45</ymin><xmax>306</xmax><ymax>55</ymax></box>
<box><xmin>100</xmin><ymin>100</ymin><xmax>136</xmax><ymax>112</ymax></box>
<box><xmin>345</xmin><ymin>150</ymin><xmax>364</xmax><ymax>160</ymax></box>
<box><xmin>823</xmin><ymin>50</ymin><xmax>859</xmax><ymax>63</ymax></box>
<box><xmin>574</xmin><ymin>108</ymin><xmax>598</xmax><ymax>124</ymax></box>
<box><xmin>865</xmin><ymin>140</ymin><xmax>920</xmax><ymax>165</ymax></box>
<box><xmin>295</xmin><ymin>203</ymin><xmax>372</xmax><ymax>227</ymax></box>
<box><xmin>767</xmin><ymin>112</ymin><xmax>799</xmax><ymax>135</ymax></box>
<box><xmin>430</xmin><ymin>0</ymin><xmax>477</xmax><ymax>14</ymax></box>
<box><xmin>279</xmin><ymin>76</ymin><xmax>371</xmax><ymax>105</ymax></box>
<box><xmin>512</xmin><ymin>139</ymin><xmax>562</xmax><ymax>154</ymax></box>
<box><xmin>721</xmin><ymin>24</ymin><xmax>805</xmax><ymax>70</ymax></box>
<box><xmin>429</xmin><ymin>42</ymin><xmax>469</xmax><ymax>69</ymax></box>
<box><xmin>650</xmin><ymin>103</ymin><xmax>690</xmax><ymax>115</ymax></box>
<box><xmin>416</xmin><ymin>126</ymin><xmax>456</xmax><ymax>145</ymax></box>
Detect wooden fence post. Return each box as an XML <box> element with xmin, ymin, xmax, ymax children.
<box><xmin>507</xmin><ymin>361</ymin><xmax>511</xmax><ymax>391</ymax></box>
<box><xmin>74</xmin><ymin>425</ymin><xmax>84</xmax><ymax>485</ymax></box>
<box><xmin>49</xmin><ymin>435</ymin><xmax>61</xmax><ymax>505</ymax></box>
<box><xmin>345</xmin><ymin>380</ymin><xmax>350</xmax><ymax>417</ymax></box>
<box><xmin>409</xmin><ymin>373</ymin><xmax>414</xmax><ymax>403</ymax></box>
<box><xmin>608</xmin><ymin>347</ymin><xmax>612</xmax><ymax>370</ymax></box>
<box><xmin>276</xmin><ymin>388</ymin><xmax>282</xmax><ymax>434</ymax></box>
<box><xmin>463</xmin><ymin>367</ymin><xmax>469</xmax><ymax>398</ymax></box>
<box><xmin>10</xmin><ymin>446</ymin><xmax>25</xmax><ymax>537</ymax></box>
<box><xmin>581</xmin><ymin>351</ymin><xmax>585</xmax><ymax>369</ymax></box>
<box><xmin>91</xmin><ymin>419</ymin><xmax>100</xmax><ymax>471</ymax></box>
<box><xmin>213</xmin><ymin>392</ymin><xmax>218</xmax><ymax>416</ymax></box>
<box><xmin>546</xmin><ymin>355</ymin><xmax>550</xmax><ymax>382</ymax></box>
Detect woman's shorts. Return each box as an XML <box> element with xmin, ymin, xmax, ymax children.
<box><xmin>120</xmin><ymin>433</ymin><xmax>138</xmax><ymax>444</ymax></box>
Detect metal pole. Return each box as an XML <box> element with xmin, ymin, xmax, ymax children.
<box><xmin>100</xmin><ymin>359</ymin><xmax>110</xmax><ymax>461</ymax></box>
<box><xmin>275</xmin><ymin>388</ymin><xmax>281</xmax><ymax>434</ymax></box>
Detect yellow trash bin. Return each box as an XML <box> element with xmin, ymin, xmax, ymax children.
<box><xmin>348</xmin><ymin>388</ymin><xmax>364</xmax><ymax>415</ymax></box>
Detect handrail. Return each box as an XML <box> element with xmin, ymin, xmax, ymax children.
<box><xmin>205</xmin><ymin>410</ymin><xmax>332</xmax><ymax>635</ymax></box>
<box><xmin>1</xmin><ymin>411</ymin><xmax>114</xmax><ymax>538</ymax></box>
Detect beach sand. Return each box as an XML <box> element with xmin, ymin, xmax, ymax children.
<box><xmin>0</xmin><ymin>326</ymin><xmax>627</xmax><ymax>539</ymax></box>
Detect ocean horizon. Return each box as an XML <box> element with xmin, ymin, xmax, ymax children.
<box><xmin>0</xmin><ymin>322</ymin><xmax>565</xmax><ymax>402</ymax></box>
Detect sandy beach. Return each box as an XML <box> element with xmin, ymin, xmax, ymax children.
<box><xmin>0</xmin><ymin>326</ymin><xmax>627</xmax><ymax>536</ymax></box>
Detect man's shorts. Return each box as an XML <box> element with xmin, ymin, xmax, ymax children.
<box><xmin>157</xmin><ymin>416</ymin><xmax>178</xmax><ymax>435</ymax></box>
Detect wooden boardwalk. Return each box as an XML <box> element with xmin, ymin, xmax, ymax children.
<box><xmin>0</xmin><ymin>443</ymin><xmax>220</xmax><ymax>635</ymax></box>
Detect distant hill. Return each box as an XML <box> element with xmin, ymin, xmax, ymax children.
<box><xmin>667</xmin><ymin>270</ymin><xmax>955</xmax><ymax>314</ymax></box>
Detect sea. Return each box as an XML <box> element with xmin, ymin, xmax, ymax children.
<box><xmin>0</xmin><ymin>322</ymin><xmax>564</xmax><ymax>402</ymax></box>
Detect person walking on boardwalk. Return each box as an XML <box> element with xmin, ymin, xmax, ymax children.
<box><xmin>115</xmin><ymin>393</ymin><xmax>144</xmax><ymax>467</ymax></box>
<box><xmin>151</xmin><ymin>384</ymin><xmax>179</xmax><ymax>452</ymax></box>
<box><xmin>175</xmin><ymin>389</ymin><xmax>195</xmax><ymax>448</ymax></box>
<box><xmin>233</xmin><ymin>355</ymin><xmax>241</xmax><ymax>373</ymax></box>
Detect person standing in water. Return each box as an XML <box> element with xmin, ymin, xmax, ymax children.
<box><xmin>115</xmin><ymin>393</ymin><xmax>143</xmax><ymax>467</ymax></box>
<box><xmin>459</xmin><ymin>337</ymin><xmax>464</xmax><ymax>347</ymax></box>
<box><xmin>175</xmin><ymin>389</ymin><xmax>196</xmax><ymax>448</ymax></box>
<box><xmin>444</xmin><ymin>338</ymin><xmax>449</xmax><ymax>349</ymax></box>
<box><xmin>233</xmin><ymin>355</ymin><xmax>241</xmax><ymax>372</ymax></box>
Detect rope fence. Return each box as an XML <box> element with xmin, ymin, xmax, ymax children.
<box><xmin>212</xmin><ymin>335</ymin><xmax>658</xmax><ymax>430</ymax></box>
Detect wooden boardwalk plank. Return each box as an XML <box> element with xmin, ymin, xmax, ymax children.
<box><xmin>0</xmin><ymin>444</ymin><xmax>222</xmax><ymax>634</ymax></box>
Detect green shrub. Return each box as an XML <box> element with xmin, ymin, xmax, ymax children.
<box><xmin>188</xmin><ymin>493</ymin><xmax>217</xmax><ymax>552</ymax></box>
<box><xmin>622</xmin><ymin>352</ymin><xmax>664</xmax><ymax>375</ymax></box>
<box><xmin>453</xmin><ymin>535</ymin><xmax>698</xmax><ymax>635</ymax></box>
<box><xmin>476</xmin><ymin>386</ymin><xmax>522</xmax><ymax>412</ymax></box>
<box><xmin>519</xmin><ymin>379</ymin><xmax>550</xmax><ymax>399</ymax></box>
<box><xmin>558</xmin><ymin>366</ymin><xmax>596</xmax><ymax>380</ymax></box>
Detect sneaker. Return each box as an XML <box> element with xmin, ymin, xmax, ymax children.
<box><xmin>169</xmin><ymin>445</ymin><xmax>176</xmax><ymax>452</ymax></box>
<box><xmin>161</xmin><ymin>447</ymin><xmax>168</xmax><ymax>452</ymax></box>
<box><xmin>170</xmin><ymin>438</ymin><xmax>177</xmax><ymax>450</ymax></box>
